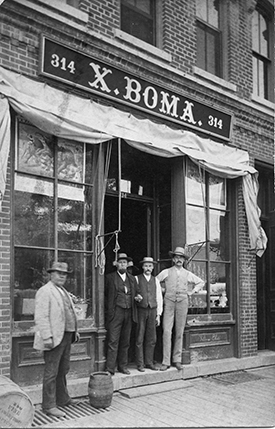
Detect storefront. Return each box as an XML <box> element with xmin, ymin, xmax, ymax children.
<box><xmin>0</xmin><ymin>36</ymin><xmax>267</xmax><ymax>386</ymax></box>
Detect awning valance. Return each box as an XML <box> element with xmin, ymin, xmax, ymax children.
<box><xmin>0</xmin><ymin>66</ymin><xmax>267</xmax><ymax>256</ymax></box>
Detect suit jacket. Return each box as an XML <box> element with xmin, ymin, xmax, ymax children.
<box><xmin>105</xmin><ymin>271</ymin><xmax>140</xmax><ymax>325</ymax></box>
<box><xmin>33</xmin><ymin>281</ymin><xmax>78</xmax><ymax>351</ymax></box>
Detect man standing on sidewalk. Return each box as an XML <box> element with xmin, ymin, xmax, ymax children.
<box><xmin>105</xmin><ymin>253</ymin><xmax>142</xmax><ymax>375</ymax></box>
<box><xmin>33</xmin><ymin>261</ymin><xmax>80</xmax><ymax>418</ymax></box>
<box><xmin>135</xmin><ymin>257</ymin><xmax>163</xmax><ymax>372</ymax></box>
<box><xmin>157</xmin><ymin>247</ymin><xmax>204</xmax><ymax>371</ymax></box>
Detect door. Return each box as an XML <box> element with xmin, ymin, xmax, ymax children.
<box><xmin>256</xmin><ymin>164</ymin><xmax>275</xmax><ymax>350</ymax></box>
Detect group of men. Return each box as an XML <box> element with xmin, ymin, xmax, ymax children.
<box><xmin>33</xmin><ymin>246</ymin><xmax>204</xmax><ymax>418</ymax></box>
<box><xmin>105</xmin><ymin>247</ymin><xmax>204</xmax><ymax>375</ymax></box>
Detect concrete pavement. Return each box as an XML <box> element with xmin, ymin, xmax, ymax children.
<box><xmin>31</xmin><ymin>363</ymin><xmax>275</xmax><ymax>428</ymax></box>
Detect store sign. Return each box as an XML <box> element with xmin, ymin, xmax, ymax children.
<box><xmin>40</xmin><ymin>36</ymin><xmax>232</xmax><ymax>140</ymax></box>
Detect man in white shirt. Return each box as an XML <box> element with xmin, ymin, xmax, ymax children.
<box><xmin>157</xmin><ymin>247</ymin><xmax>204</xmax><ymax>371</ymax></box>
<box><xmin>135</xmin><ymin>257</ymin><xmax>163</xmax><ymax>372</ymax></box>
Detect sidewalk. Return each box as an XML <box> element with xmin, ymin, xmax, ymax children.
<box><xmin>31</xmin><ymin>364</ymin><xmax>275</xmax><ymax>428</ymax></box>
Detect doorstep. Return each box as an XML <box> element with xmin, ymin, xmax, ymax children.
<box><xmin>22</xmin><ymin>350</ymin><xmax>275</xmax><ymax>405</ymax></box>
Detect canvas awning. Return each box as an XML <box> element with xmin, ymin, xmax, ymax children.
<box><xmin>0</xmin><ymin>66</ymin><xmax>267</xmax><ymax>256</ymax></box>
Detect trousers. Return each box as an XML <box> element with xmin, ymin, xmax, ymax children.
<box><xmin>162</xmin><ymin>297</ymin><xmax>188</xmax><ymax>366</ymax></box>
<box><xmin>136</xmin><ymin>307</ymin><xmax>157</xmax><ymax>367</ymax></box>
<box><xmin>106</xmin><ymin>306</ymin><xmax>132</xmax><ymax>372</ymax></box>
<box><xmin>42</xmin><ymin>332</ymin><xmax>73</xmax><ymax>410</ymax></box>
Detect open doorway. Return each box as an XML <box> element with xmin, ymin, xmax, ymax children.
<box><xmin>103</xmin><ymin>140</ymin><xmax>171</xmax><ymax>364</ymax></box>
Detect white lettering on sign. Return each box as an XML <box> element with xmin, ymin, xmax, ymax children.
<box><xmin>180</xmin><ymin>101</ymin><xmax>196</xmax><ymax>124</ymax></box>
<box><xmin>159</xmin><ymin>92</ymin><xmax>180</xmax><ymax>118</ymax></box>
<box><xmin>143</xmin><ymin>86</ymin><xmax>158</xmax><ymax>109</ymax></box>
<box><xmin>51</xmin><ymin>54</ymin><xmax>75</xmax><ymax>74</ymax></box>
<box><xmin>124</xmin><ymin>77</ymin><xmax>142</xmax><ymax>103</ymax></box>
<box><xmin>88</xmin><ymin>63</ymin><xmax>112</xmax><ymax>93</ymax></box>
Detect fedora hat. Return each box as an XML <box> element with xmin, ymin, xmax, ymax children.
<box><xmin>139</xmin><ymin>256</ymin><xmax>157</xmax><ymax>265</ymax></box>
<box><xmin>116</xmin><ymin>253</ymin><xmax>132</xmax><ymax>262</ymax></box>
<box><xmin>47</xmin><ymin>262</ymin><xmax>72</xmax><ymax>274</ymax></box>
<box><xmin>168</xmin><ymin>246</ymin><xmax>189</xmax><ymax>260</ymax></box>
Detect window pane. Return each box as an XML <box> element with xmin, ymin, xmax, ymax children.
<box><xmin>258</xmin><ymin>59</ymin><xmax>265</xmax><ymax>98</ymax></box>
<box><xmin>58</xmin><ymin>251</ymin><xmax>93</xmax><ymax>319</ymax></box>
<box><xmin>135</xmin><ymin>0</ymin><xmax>151</xmax><ymax>14</ymax></box>
<box><xmin>206</xmin><ymin>31</ymin><xmax>217</xmax><ymax>75</ymax></box>
<box><xmin>196</xmin><ymin>0</ymin><xmax>207</xmax><ymax>21</ymax></box>
<box><xmin>210</xmin><ymin>262</ymin><xmax>229</xmax><ymax>313</ymax></box>
<box><xmin>186</xmin><ymin>159</ymin><xmax>205</xmax><ymax>205</ymax></box>
<box><xmin>208</xmin><ymin>0</ymin><xmax>219</xmax><ymax>28</ymax></box>
<box><xmin>14</xmin><ymin>188</ymin><xmax>54</xmax><ymax>247</ymax></box>
<box><xmin>252</xmin><ymin>11</ymin><xmax>259</xmax><ymax>52</ymax></box>
<box><xmin>58</xmin><ymin>194</ymin><xmax>91</xmax><ymax>250</ymax></box>
<box><xmin>260</xmin><ymin>14</ymin><xmax>268</xmax><ymax>57</ymax></box>
<box><xmin>17</xmin><ymin>122</ymin><xmax>54</xmax><ymax>177</ymax></box>
<box><xmin>58</xmin><ymin>139</ymin><xmax>84</xmax><ymax>182</ymax></box>
<box><xmin>188</xmin><ymin>261</ymin><xmax>207</xmax><ymax>314</ymax></box>
<box><xmin>252</xmin><ymin>55</ymin><xmax>258</xmax><ymax>95</ymax></box>
<box><xmin>186</xmin><ymin>206</ymin><xmax>206</xmax><ymax>245</ymax></box>
<box><xmin>14</xmin><ymin>248</ymin><xmax>53</xmax><ymax>320</ymax></box>
<box><xmin>209</xmin><ymin>175</ymin><xmax>226</xmax><ymax>208</ymax></box>
<box><xmin>197</xmin><ymin>24</ymin><xmax>206</xmax><ymax>70</ymax></box>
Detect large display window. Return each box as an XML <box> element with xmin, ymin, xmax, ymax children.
<box><xmin>13</xmin><ymin>117</ymin><xmax>94</xmax><ymax>321</ymax></box>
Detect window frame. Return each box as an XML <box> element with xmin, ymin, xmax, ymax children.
<box><xmin>196</xmin><ymin>0</ymin><xmax>223</xmax><ymax>79</ymax></box>
<box><xmin>252</xmin><ymin>5</ymin><xmax>274</xmax><ymax>102</ymax></box>
<box><xmin>12</xmin><ymin>115</ymin><xmax>94</xmax><ymax>323</ymax></box>
<box><xmin>120</xmin><ymin>0</ymin><xmax>158</xmax><ymax>47</ymax></box>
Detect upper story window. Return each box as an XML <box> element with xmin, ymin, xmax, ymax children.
<box><xmin>196</xmin><ymin>0</ymin><xmax>222</xmax><ymax>77</ymax></box>
<box><xmin>121</xmin><ymin>0</ymin><xmax>156</xmax><ymax>45</ymax></box>
<box><xmin>252</xmin><ymin>6</ymin><xmax>274</xmax><ymax>101</ymax></box>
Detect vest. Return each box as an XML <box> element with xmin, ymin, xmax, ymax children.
<box><xmin>136</xmin><ymin>274</ymin><xmax>157</xmax><ymax>309</ymax></box>
<box><xmin>59</xmin><ymin>286</ymin><xmax>76</xmax><ymax>332</ymax></box>
<box><xmin>116</xmin><ymin>274</ymin><xmax>132</xmax><ymax>309</ymax></box>
<box><xmin>164</xmin><ymin>267</ymin><xmax>189</xmax><ymax>302</ymax></box>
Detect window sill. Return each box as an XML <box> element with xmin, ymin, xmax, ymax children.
<box><xmin>12</xmin><ymin>0</ymin><xmax>89</xmax><ymax>25</ymax></box>
<box><xmin>113</xmin><ymin>29</ymin><xmax>172</xmax><ymax>63</ymax></box>
<box><xmin>193</xmin><ymin>66</ymin><xmax>237</xmax><ymax>92</ymax></box>
<box><xmin>251</xmin><ymin>94</ymin><xmax>275</xmax><ymax>111</ymax></box>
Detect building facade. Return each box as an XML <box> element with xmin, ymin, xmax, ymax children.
<box><xmin>0</xmin><ymin>0</ymin><xmax>274</xmax><ymax>387</ymax></box>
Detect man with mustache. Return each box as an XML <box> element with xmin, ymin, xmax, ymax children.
<box><xmin>157</xmin><ymin>247</ymin><xmax>204</xmax><ymax>371</ymax></box>
<box><xmin>105</xmin><ymin>253</ymin><xmax>142</xmax><ymax>375</ymax></box>
<box><xmin>135</xmin><ymin>257</ymin><xmax>163</xmax><ymax>372</ymax></box>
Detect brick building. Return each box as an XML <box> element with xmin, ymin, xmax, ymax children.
<box><xmin>0</xmin><ymin>0</ymin><xmax>274</xmax><ymax>388</ymax></box>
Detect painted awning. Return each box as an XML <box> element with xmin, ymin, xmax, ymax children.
<box><xmin>0</xmin><ymin>66</ymin><xmax>267</xmax><ymax>256</ymax></box>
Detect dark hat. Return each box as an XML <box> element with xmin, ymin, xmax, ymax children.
<box><xmin>139</xmin><ymin>256</ymin><xmax>157</xmax><ymax>265</ymax></box>
<box><xmin>47</xmin><ymin>262</ymin><xmax>72</xmax><ymax>274</ymax></box>
<box><xmin>168</xmin><ymin>246</ymin><xmax>189</xmax><ymax>260</ymax></box>
<box><xmin>116</xmin><ymin>253</ymin><xmax>132</xmax><ymax>262</ymax></box>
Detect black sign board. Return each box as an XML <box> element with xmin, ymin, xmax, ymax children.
<box><xmin>40</xmin><ymin>36</ymin><xmax>232</xmax><ymax>140</ymax></box>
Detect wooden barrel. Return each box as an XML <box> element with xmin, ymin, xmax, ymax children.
<box><xmin>0</xmin><ymin>376</ymin><xmax>34</xmax><ymax>428</ymax></box>
<box><xmin>88</xmin><ymin>371</ymin><xmax>114</xmax><ymax>409</ymax></box>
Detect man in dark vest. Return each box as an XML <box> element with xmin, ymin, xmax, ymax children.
<box><xmin>135</xmin><ymin>257</ymin><xmax>163</xmax><ymax>372</ymax></box>
<box><xmin>105</xmin><ymin>253</ymin><xmax>142</xmax><ymax>375</ymax></box>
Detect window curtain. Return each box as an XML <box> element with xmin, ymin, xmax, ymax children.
<box><xmin>0</xmin><ymin>66</ymin><xmax>267</xmax><ymax>256</ymax></box>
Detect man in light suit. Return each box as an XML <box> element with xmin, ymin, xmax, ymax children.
<box><xmin>33</xmin><ymin>262</ymin><xmax>80</xmax><ymax>418</ymax></box>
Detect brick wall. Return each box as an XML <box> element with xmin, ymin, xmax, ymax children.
<box><xmin>0</xmin><ymin>0</ymin><xmax>273</xmax><ymax>364</ymax></box>
<box><xmin>0</xmin><ymin>163</ymin><xmax>11</xmax><ymax>376</ymax></box>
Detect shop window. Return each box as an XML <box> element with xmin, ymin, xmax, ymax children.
<box><xmin>121</xmin><ymin>0</ymin><xmax>156</xmax><ymax>45</ymax></box>
<box><xmin>185</xmin><ymin>159</ymin><xmax>230</xmax><ymax>314</ymax></box>
<box><xmin>196</xmin><ymin>0</ymin><xmax>222</xmax><ymax>77</ymax></box>
<box><xmin>252</xmin><ymin>6</ymin><xmax>274</xmax><ymax>101</ymax></box>
<box><xmin>13</xmin><ymin>117</ymin><xmax>94</xmax><ymax>321</ymax></box>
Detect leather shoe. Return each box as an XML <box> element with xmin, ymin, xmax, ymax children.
<box><xmin>137</xmin><ymin>366</ymin><xmax>145</xmax><ymax>372</ymax></box>
<box><xmin>44</xmin><ymin>408</ymin><xmax>66</xmax><ymax>418</ymax></box>
<box><xmin>160</xmin><ymin>364</ymin><xmax>170</xmax><ymax>371</ymax></box>
<box><xmin>106</xmin><ymin>370</ymin><xmax>114</xmax><ymax>376</ymax></box>
<box><xmin>65</xmin><ymin>398</ymin><xmax>81</xmax><ymax>406</ymax></box>
<box><xmin>146</xmin><ymin>364</ymin><xmax>159</xmax><ymax>371</ymax></box>
<box><xmin>118</xmin><ymin>368</ymin><xmax>131</xmax><ymax>375</ymax></box>
<box><xmin>174</xmin><ymin>362</ymin><xmax>183</xmax><ymax>370</ymax></box>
